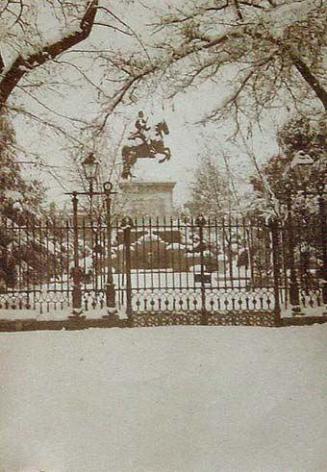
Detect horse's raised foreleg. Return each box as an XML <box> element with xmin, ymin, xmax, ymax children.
<box><xmin>158</xmin><ymin>147</ymin><xmax>171</xmax><ymax>163</ymax></box>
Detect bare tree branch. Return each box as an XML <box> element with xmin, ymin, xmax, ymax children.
<box><xmin>289</xmin><ymin>52</ymin><xmax>327</xmax><ymax>111</ymax></box>
<box><xmin>0</xmin><ymin>0</ymin><xmax>99</xmax><ymax>109</ymax></box>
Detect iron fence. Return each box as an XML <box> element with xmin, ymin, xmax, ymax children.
<box><xmin>0</xmin><ymin>213</ymin><xmax>326</xmax><ymax>325</ymax></box>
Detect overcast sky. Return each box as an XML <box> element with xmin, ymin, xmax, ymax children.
<box><xmin>13</xmin><ymin>1</ymin><xmax>286</xmax><ymax>208</ymax></box>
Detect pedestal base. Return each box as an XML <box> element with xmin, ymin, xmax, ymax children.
<box><xmin>119</xmin><ymin>180</ymin><xmax>176</xmax><ymax>218</ymax></box>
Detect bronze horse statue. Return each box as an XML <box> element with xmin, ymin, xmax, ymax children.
<box><xmin>121</xmin><ymin>120</ymin><xmax>171</xmax><ymax>179</ymax></box>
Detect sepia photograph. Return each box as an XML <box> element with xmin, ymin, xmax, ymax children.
<box><xmin>0</xmin><ymin>1</ymin><xmax>326</xmax><ymax>471</ymax></box>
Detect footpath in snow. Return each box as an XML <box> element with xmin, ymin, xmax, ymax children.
<box><xmin>0</xmin><ymin>325</ymin><xmax>326</xmax><ymax>472</ymax></box>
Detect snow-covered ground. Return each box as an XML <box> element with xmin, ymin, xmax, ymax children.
<box><xmin>0</xmin><ymin>325</ymin><xmax>326</xmax><ymax>472</ymax></box>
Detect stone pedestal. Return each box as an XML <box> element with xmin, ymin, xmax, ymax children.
<box><xmin>119</xmin><ymin>181</ymin><xmax>176</xmax><ymax>218</ymax></box>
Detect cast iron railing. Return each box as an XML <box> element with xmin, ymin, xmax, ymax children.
<box><xmin>0</xmin><ymin>213</ymin><xmax>326</xmax><ymax>322</ymax></box>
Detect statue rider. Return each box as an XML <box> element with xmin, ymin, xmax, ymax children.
<box><xmin>128</xmin><ymin>111</ymin><xmax>155</xmax><ymax>155</ymax></box>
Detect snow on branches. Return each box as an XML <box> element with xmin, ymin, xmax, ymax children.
<box><xmin>0</xmin><ymin>1</ymin><xmax>99</xmax><ymax>108</ymax></box>
<box><xmin>116</xmin><ymin>0</ymin><xmax>327</xmax><ymax>132</ymax></box>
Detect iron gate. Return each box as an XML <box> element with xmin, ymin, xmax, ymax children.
<box><xmin>0</xmin><ymin>213</ymin><xmax>326</xmax><ymax>325</ymax></box>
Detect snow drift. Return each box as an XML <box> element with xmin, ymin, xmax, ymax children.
<box><xmin>0</xmin><ymin>325</ymin><xmax>326</xmax><ymax>471</ymax></box>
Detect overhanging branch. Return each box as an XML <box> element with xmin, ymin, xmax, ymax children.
<box><xmin>0</xmin><ymin>0</ymin><xmax>98</xmax><ymax>109</ymax></box>
<box><xmin>289</xmin><ymin>52</ymin><xmax>327</xmax><ymax>111</ymax></box>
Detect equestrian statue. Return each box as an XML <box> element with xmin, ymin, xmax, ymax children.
<box><xmin>121</xmin><ymin>111</ymin><xmax>171</xmax><ymax>179</ymax></box>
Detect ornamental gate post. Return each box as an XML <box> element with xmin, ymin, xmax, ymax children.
<box><xmin>196</xmin><ymin>215</ymin><xmax>208</xmax><ymax>325</ymax></box>
<box><xmin>71</xmin><ymin>192</ymin><xmax>82</xmax><ymax>315</ymax></box>
<box><xmin>286</xmin><ymin>193</ymin><xmax>300</xmax><ymax>312</ymax></box>
<box><xmin>122</xmin><ymin>217</ymin><xmax>133</xmax><ymax>323</ymax></box>
<box><xmin>270</xmin><ymin>218</ymin><xmax>281</xmax><ymax>325</ymax></box>
<box><xmin>318</xmin><ymin>192</ymin><xmax>327</xmax><ymax>308</ymax></box>
<box><xmin>104</xmin><ymin>182</ymin><xmax>116</xmax><ymax>314</ymax></box>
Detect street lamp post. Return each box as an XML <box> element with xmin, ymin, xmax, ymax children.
<box><xmin>65</xmin><ymin>179</ymin><xmax>117</xmax><ymax>318</ymax></box>
<box><xmin>82</xmin><ymin>152</ymin><xmax>99</xmax><ymax>221</ymax></box>
<box><xmin>82</xmin><ymin>152</ymin><xmax>99</xmax><ymax>226</ymax></box>
<box><xmin>82</xmin><ymin>152</ymin><xmax>99</xmax><ymax>292</ymax></box>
